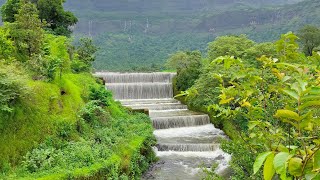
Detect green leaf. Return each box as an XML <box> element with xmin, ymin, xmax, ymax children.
<box><xmin>305</xmin><ymin>87</ymin><xmax>320</xmax><ymax>95</ymax></box>
<box><xmin>248</xmin><ymin>121</ymin><xmax>260</xmax><ymax>130</ymax></box>
<box><xmin>301</xmin><ymin>95</ymin><xmax>320</xmax><ymax>102</ymax></box>
<box><xmin>291</xmin><ymin>82</ymin><xmax>302</xmax><ymax>96</ymax></box>
<box><xmin>254</xmin><ymin>151</ymin><xmax>273</xmax><ymax>174</ymax></box>
<box><xmin>264</xmin><ymin>153</ymin><xmax>275</xmax><ymax>180</ymax></box>
<box><xmin>305</xmin><ymin>172</ymin><xmax>317</xmax><ymax>180</ymax></box>
<box><xmin>275</xmin><ymin>109</ymin><xmax>300</xmax><ymax>121</ymax></box>
<box><xmin>282</xmin><ymin>76</ymin><xmax>291</xmax><ymax>82</ymax></box>
<box><xmin>273</xmin><ymin>152</ymin><xmax>290</xmax><ymax>180</ymax></box>
<box><xmin>314</xmin><ymin>150</ymin><xmax>320</xmax><ymax>170</ymax></box>
<box><xmin>297</xmin><ymin>79</ymin><xmax>307</xmax><ymax>92</ymax></box>
<box><xmin>299</xmin><ymin>101</ymin><xmax>320</xmax><ymax>111</ymax></box>
<box><xmin>282</xmin><ymin>89</ymin><xmax>299</xmax><ymax>100</ymax></box>
<box><xmin>288</xmin><ymin>157</ymin><xmax>303</xmax><ymax>176</ymax></box>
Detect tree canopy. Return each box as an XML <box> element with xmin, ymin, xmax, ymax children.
<box><xmin>1</xmin><ymin>0</ymin><xmax>77</xmax><ymax>36</ymax></box>
<box><xmin>298</xmin><ymin>25</ymin><xmax>320</xmax><ymax>56</ymax></box>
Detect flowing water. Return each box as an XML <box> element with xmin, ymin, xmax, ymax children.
<box><xmin>96</xmin><ymin>72</ymin><xmax>231</xmax><ymax>180</ymax></box>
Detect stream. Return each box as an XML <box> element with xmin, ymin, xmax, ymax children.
<box><xmin>96</xmin><ymin>72</ymin><xmax>231</xmax><ymax>180</ymax></box>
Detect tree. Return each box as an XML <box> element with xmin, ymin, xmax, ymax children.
<box><xmin>298</xmin><ymin>25</ymin><xmax>320</xmax><ymax>56</ymax></box>
<box><xmin>244</xmin><ymin>42</ymin><xmax>277</xmax><ymax>67</ymax></box>
<box><xmin>207</xmin><ymin>35</ymin><xmax>255</xmax><ymax>60</ymax></box>
<box><xmin>6</xmin><ymin>1</ymin><xmax>44</xmax><ymax>59</ymax></box>
<box><xmin>0</xmin><ymin>27</ymin><xmax>15</xmax><ymax>60</ymax></box>
<box><xmin>71</xmin><ymin>37</ymin><xmax>98</xmax><ymax>73</ymax></box>
<box><xmin>36</xmin><ymin>0</ymin><xmax>78</xmax><ymax>36</ymax></box>
<box><xmin>0</xmin><ymin>0</ymin><xmax>20</xmax><ymax>22</ymax></box>
<box><xmin>1</xmin><ymin>0</ymin><xmax>78</xmax><ymax>36</ymax></box>
<box><xmin>6</xmin><ymin>2</ymin><xmax>44</xmax><ymax>58</ymax></box>
<box><xmin>166</xmin><ymin>50</ymin><xmax>202</xmax><ymax>91</ymax></box>
<box><xmin>76</xmin><ymin>38</ymin><xmax>98</xmax><ymax>64</ymax></box>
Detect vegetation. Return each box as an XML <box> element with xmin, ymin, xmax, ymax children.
<box><xmin>1</xmin><ymin>0</ymin><xmax>77</xmax><ymax>36</ymax></box>
<box><xmin>172</xmin><ymin>31</ymin><xmax>320</xmax><ymax>179</ymax></box>
<box><xmin>0</xmin><ymin>0</ymin><xmax>155</xmax><ymax>179</ymax></box>
<box><xmin>60</xmin><ymin>0</ymin><xmax>319</xmax><ymax>71</ymax></box>
<box><xmin>166</xmin><ymin>50</ymin><xmax>202</xmax><ymax>92</ymax></box>
<box><xmin>298</xmin><ymin>25</ymin><xmax>320</xmax><ymax>56</ymax></box>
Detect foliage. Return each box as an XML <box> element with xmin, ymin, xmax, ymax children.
<box><xmin>78</xmin><ymin>100</ymin><xmax>110</xmax><ymax>125</ymax></box>
<box><xmin>0</xmin><ymin>26</ymin><xmax>14</xmax><ymax>60</ymax></box>
<box><xmin>298</xmin><ymin>25</ymin><xmax>320</xmax><ymax>56</ymax></box>
<box><xmin>0</xmin><ymin>62</ymin><xmax>26</xmax><ymax>113</ymax></box>
<box><xmin>93</xmin><ymin>32</ymin><xmax>210</xmax><ymax>71</ymax></box>
<box><xmin>1</xmin><ymin>0</ymin><xmax>77</xmax><ymax>36</ymax></box>
<box><xmin>207</xmin><ymin>35</ymin><xmax>255</xmax><ymax>61</ymax></box>
<box><xmin>22</xmin><ymin>147</ymin><xmax>63</xmax><ymax>173</ymax></box>
<box><xmin>177</xmin><ymin>32</ymin><xmax>320</xmax><ymax>179</ymax></box>
<box><xmin>0</xmin><ymin>1</ymin><xmax>156</xmax><ymax>178</ymax></box>
<box><xmin>88</xmin><ymin>85</ymin><xmax>112</xmax><ymax>107</ymax></box>
<box><xmin>36</xmin><ymin>0</ymin><xmax>78</xmax><ymax>36</ymax></box>
<box><xmin>0</xmin><ymin>0</ymin><xmax>19</xmax><ymax>22</ymax></box>
<box><xmin>5</xmin><ymin>2</ymin><xmax>44</xmax><ymax>59</ymax></box>
<box><xmin>275</xmin><ymin>32</ymin><xmax>301</xmax><ymax>63</ymax></box>
<box><xmin>58</xmin><ymin>0</ymin><xmax>320</xmax><ymax>71</ymax></box>
<box><xmin>200</xmin><ymin>163</ymin><xmax>223</xmax><ymax>180</ymax></box>
<box><xmin>72</xmin><ymin>37</ymin><xmax>98</xmax><ymax>72</ymax></box>
<box><xmin>166</xmin><ymin>50</ymin><xmax>202</xmax><ymax>91</ymax></box>
<box><xmin>244</xmin><ymin>42</ymin><xmax>277</xmax><ymax>67</ymax></box>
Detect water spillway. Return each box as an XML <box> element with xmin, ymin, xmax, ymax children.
<box><xmin>97</xmin><ymin>72</ymin><xmax>230</xmax><ymax>179</ymax></box>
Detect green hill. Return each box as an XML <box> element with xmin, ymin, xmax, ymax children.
<box><xmin>2</xmin><ymin>0</ymin><xmax>318</xmax><ymax>71</ymax></box>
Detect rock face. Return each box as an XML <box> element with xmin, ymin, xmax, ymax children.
<box><xmin>97</xmin><ymin>72</ymin><xmax>231</xmax><ymax>179</ymax></box>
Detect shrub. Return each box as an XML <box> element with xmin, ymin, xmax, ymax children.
<box><xmin>0</xmin><ymin>63</ymin><xmax>26</xmax><ymax>113</ymax></box>
<box><xmin>22</xmin><ymin>147</ymin><xmax>63</xmax><ymax>173</ymax></box>
<box><xmin>78</xmin><ymin>101</ymin><xmax>110</xmax><ymax>126</ymax></box>
<box><xmin>89</xmin><ymin>86</ymin><xmax>113</xmax><ymax>107</ymax></box>
<box><xmin>166</xmin><ymin>50</ymin><xmax>202</xmax><ymax>92</ymax></box>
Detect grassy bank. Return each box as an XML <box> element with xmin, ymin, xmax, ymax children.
<box><xmin>0</xmin><ymin>69</ymin><xmax>156</xmax><ymax>179</ymax></box>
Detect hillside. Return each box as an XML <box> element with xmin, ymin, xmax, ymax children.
<box><xmin>62</xmin><ymin>0</ymin><xmax>318</xmax><ymax>71</ymax></box>
<box><xmin>1</xmin><ymin>0</ymin><xmax>318</xmax><ymax>71</ymax></box>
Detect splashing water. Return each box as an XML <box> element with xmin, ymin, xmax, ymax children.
<box><xmin>96</xmin><ymin>72</ymin><xmax>231</xmax><ymax>179</ymax></box>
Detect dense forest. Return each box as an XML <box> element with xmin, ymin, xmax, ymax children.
<box><xmin>1</xmin><ymin>0</ymin><xmax>318</xmax><ymax>71</ymax></box>
<box><xmin>62</xmin><ymin>0</ymin><xmax>319</xmax><ymax>71</ymax></box>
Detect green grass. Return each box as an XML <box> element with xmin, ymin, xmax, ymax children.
<box><xmin>0</xmin><ymin>69</ymin><xmax>156</xmax><ymax>179</ymax></box>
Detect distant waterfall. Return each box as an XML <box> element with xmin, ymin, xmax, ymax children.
<box><xmin>96</xmin><ymin>72</ymin><xmax>231</xmax><ymax>179</ymax></box>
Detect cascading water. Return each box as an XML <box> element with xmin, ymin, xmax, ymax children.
<box><xmin>96</xmin><ymin>72</ymin><xmax>231</xmax><ymax>179</ymax></box>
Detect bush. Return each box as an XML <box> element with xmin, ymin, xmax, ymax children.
<box><xmin>78</xmin><ymin>100</ymin><xmax>111</xmax><ymax>126</ymax></box>
<box><xmin>166</xmin><ymin>50</ymin><xmax>202</xmax><ymax>92</ymax></box>
<box><xmin>89</xmin><ymin>86</ymin><xmax>113</xmax><ymax>107</ymax></box>
<box><xmin>22</xmin><ymin>147</ymin><xmax>63</xmax><ymax>173</ymax></box>
<box><xmin>0</xmin><ymin>63</ymin><xmax>26</xmax><ymax>113</ymax></box>
<box><xmin>71</xmin><ymin>59</ymin><xmax>90</xmax><ymax>73</ymax></box>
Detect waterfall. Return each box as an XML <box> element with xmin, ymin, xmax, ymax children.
<box><xmin>106</xmin><ymin>83</ymin><xmax>173</xmax><ymax>99</ymax></box>
<box><xmin>156</xmin><ymin>143</ymin><xmax>219</xmax><ymax>152</ymax></box>
<box><xmin>152</xmin><ymin>115</ymin><xmax>210</xmax><ymax>129</ymax></box>
<box><xmin>96</xmin><ymin>72</ymin><xmax>230</xmax><ymax>179</ymax></box>
<box><xmin>96</xmin><ymin>72</ymin><xmax>176</xmax><ymax>83</ymax></box>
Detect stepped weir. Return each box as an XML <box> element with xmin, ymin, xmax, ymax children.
<box><xmin>96</xmin><ymin>72</ymin><xmax>230</xmax><ymax>179</ymax></box>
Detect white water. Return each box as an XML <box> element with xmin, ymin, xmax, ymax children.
<box><xmin>96</xmin><ymin>72</ymin><xmax>230</xmax><ymax>179</ymax></box>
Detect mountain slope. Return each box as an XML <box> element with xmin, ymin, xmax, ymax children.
<box><xmin>65</xmin><ymin>0</ymin><xmax>318</xmax><ymax>71</ymax></box>
<box><xmin>1</xmin><ymin>0</ymin><xmax>317</xmax><ymax>71</ymax></box>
